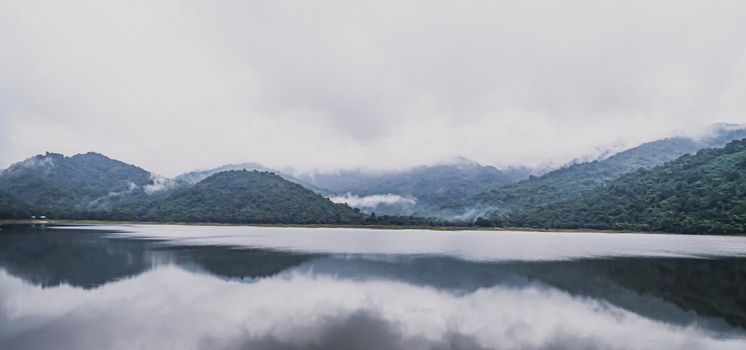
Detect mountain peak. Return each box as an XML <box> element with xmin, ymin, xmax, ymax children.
<box><xmin>176</xmin><ymin>162</ymin><xmax>273</xmax><ymax>184</ymax></box>
<box><xmin>152</xmin><ymin>169</ymin><xmax>362</xmax><ymax>224</ymax></box>
<box><xmin>0</xmin><ymin>151</ymin><xmax>159</xmax><ymax>211</ymax></box>
<box><xmin>71</xmin><ymin>151</ymin><xmax>110</xmax><ymax>159</ymax></box>
<box><xmin>199</xmin><ymin>169</ymin><xmax>280</xmax><ymax>184</ymax></box>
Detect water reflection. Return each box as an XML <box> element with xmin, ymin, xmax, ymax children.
<box><xmin>1</xmin><ymin>225</ymin><xmax>746</xmax><ymax>349</ymax></box>
<box><xmin>71</xmin><ymin>224</ymin><xmax>746</xmax><ymax>261</ymax></box>
<box><xmin>0</xmin><ymin>225</ymin><xmax>317</xmax><ymax>288</ymax></box>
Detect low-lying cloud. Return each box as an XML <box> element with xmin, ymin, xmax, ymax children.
<box><xmin>328</xmin><ymin>193</ymin><xmax>416</xmax><ymax>209</ymax></box>
<box><xmin>143</xmin><ymin>174</ymin><xmax>180</xmax><ymax>195</ymax></box>
<box><xmin>0</xmin><ymin>267</ymin><xmax>742</xmax><ymax>350</ymax></box>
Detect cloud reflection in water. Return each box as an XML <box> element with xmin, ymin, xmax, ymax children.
<box><xmin>1</xmin><ymin>266</ymin><xmax>743</xmax><ymax>350</ymax></box>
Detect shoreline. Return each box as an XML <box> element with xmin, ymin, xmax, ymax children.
<box><xmin>2</xmin><ymin>219</ymin><xmax>744</xmax><ymax>237</ymax></box>
<box><xmin>0</xmin><ymin>218</ymin><xmax>661</xmax><ymax>235</ymax></box>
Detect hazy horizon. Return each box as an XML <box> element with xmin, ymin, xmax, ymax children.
<box><xmin>2</xmin><ymin>122</ymin><xmax>743</xmax><ymax>178</ymax></box>
<box><xmin>2</xmin><ymin>0</ymin><xmax>746</xmax><ymax>177</ymax></box>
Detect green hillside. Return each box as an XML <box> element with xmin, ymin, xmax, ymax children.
<box><xmin>502</xmin><ymin>139</ymin><xmax>746</xmax><ymax>234</ymax></box>
<box><xmin>475</xmin><ymin>128</ymin><xmax>746</xmax><ymax>213</ymax></box>
<box><xmin>0</xmin><ymin>190</ymin><xmax>30</xmax><ymax>219</ymax></box>
<box><xmin>146</xmin><ymin>170</ymin><xmax>364</xmax><ymax>224</ymax></box>
<box><xmin>0</xmin><ymin>152</ymin><xmax>164</xmax><ymax>212</ymax></box>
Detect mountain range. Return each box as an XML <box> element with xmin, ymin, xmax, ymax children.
<box><xmin>296</xmin><ymin>159</ymin><xmax>515</xmax><ymax>217</ymax></box>
<box><xmin>144</xmin><ymin>170</ymin><xmax>363</xmax><ymax>224</ymax></box>
<box><xmin>472</xmin><ymin>126</ymin><xmax>746</xmax><ymax>214</ymax></box>
<box><xmin>1</xmin><ymin>124</ymin><xmax>745</xmax><ymax>233</ymax></box>
<box><xmin>172</xmin><ymin>124</ymin><xmax>745</xmax><ymax>219</ymax></box>
<box><xmin>174</xmin><ymin>158</ymin><xmax>519</xmax><ymax>218</ymax></box>
<box><xmin>0</xmin><ymin>152</ymin><xmax>177</xmax><ymax>213</ymax></box>
<box><xmin>496</xmin><ymin>138</ymin><xmax>746</xmax><ymax>234</ymax></box>
<box><xmin>0</xmin><ymin>154</ymin><xmax>363</xmax><ymax>225</ymax></box>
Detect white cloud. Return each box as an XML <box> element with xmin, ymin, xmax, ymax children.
<box><xmin>17</xmin><ymin>156</ymin><xmax>54</xmax><ymax>170</ymax></box>
<box><xmin>1</xmin><ymin>0</ymin><xmax>745</xmax><ymax>176</ymax></box>
<box><xmin>143</xmin><ymin>174</ymin><xmax>179</xmax><ymax>195</ymax></box>
<box><xmin>0</xmin><ymin>267</ymin><xmax>742</xmax><ymax>350</ymax></box>
<box><xmin>329</xmin><ymin>193</ymin><xmax>416</xmax><ymax>209</ymax></box>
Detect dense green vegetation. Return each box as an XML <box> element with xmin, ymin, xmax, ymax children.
<box><xmin>145</xmin><ymin>170</ymin><xmax>365</xmax><ymax>224</ymax></box>
<box><xmin>492</xmin><ymin>139</ymin><xmax>746</xmax><ymax>234</ymax></box>
<box><xmin>474</xmin><ymin>128</ymin><xmax>746</xmax><ymax>213</ymax></box>
<box><xmin>0</xmin><ymin>190</ymin><xmax>30</xmax><ymax>218</ymax></box>
<box><xmin>0</xmin><ymin>152</ymin><xmax>163</xmax><ymax>212</ymax></box>
<box><xmin>0</xmin><ymin>152</ymin><xmax>438</xmax><ymax>226</ymax></box>
<box><xmin>2</xmin><ymin>130</ymin><xmax>746</xmax><ymax>234</ymax></box>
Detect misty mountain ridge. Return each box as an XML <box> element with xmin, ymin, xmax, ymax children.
<box><xmin>498</xmin><ymin>138</ymin><xmax>746</xmax><ymax>234</ymax></box>
<box><xmin>471</xmin><ymin>125</ymin><xmax>746</xmax><ymax>216</ymax></box>
<box><xmin>172</xmin><ymin>157</ymin><xmax>528</xmax><ymax>217</ymax></box>
<box><xmin>175</xmin><ymin>162</ymin><xmax>322</xmax><ymax>192</ymax></box>
<box><xmin>292</xmin><ymin>158</ymin><xmax>516</xmax><ymax>217</ymax></box>
<box><xmin>548</xmin><ymin>123</ymin><xmax>746</xmax><ymax>168</ymax></box>
<box><xmin>144</xmin><ymin>170</ymin><xmax>364</xmax><ymax>224</ymax></box>
<box><xmin>0</xmin><ymin>154</ymin><xmax>366</xmax><ymax>224</ymax></box>
<box><xmin>0</xmin><ymin>152</ymin><xmax>180</xmax><ymax>213</ymax></box>
<box><xmin>176</xmin><ymin>162</ymin><xmax>274</xmax><ymax>184</ymax></box>
<box><xmin>1</xmin><ymin>123</ymin><xmax>745</xmax><ymax>233</ymax></box>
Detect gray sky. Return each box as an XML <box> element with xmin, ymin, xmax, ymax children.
<box><xmin>1</xmin><ymin>0</ymin><xmax>745</xmax><ymax>176</ymax></box>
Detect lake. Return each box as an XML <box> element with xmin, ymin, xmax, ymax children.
<box><xmin>1</xmin><ymin>224</ymin><xmax>746</xmax><ymax>349</ymax></box>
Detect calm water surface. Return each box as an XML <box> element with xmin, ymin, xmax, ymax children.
<box><xmin>1</xmin><ymin>224</ymin><xmax>746</xmax><ymax>349</ymax></box>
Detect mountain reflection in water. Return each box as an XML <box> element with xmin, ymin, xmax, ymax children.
<box><xmin>1</xmin><ymin>224</ymin><xmax>745</xmax><ymax>350</ymax></box>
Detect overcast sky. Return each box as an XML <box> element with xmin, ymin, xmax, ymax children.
<box><xmin>1</xmin><ymin>0</ymin><xmax>745</xmax><ymax>176</ymax></box>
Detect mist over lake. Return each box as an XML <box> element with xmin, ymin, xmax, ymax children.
<box><xmin>1</xmin><ymin>224</ymin><xmax>745</xmax><ymax>350</ymax></box>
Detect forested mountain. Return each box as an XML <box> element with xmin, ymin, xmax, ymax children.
<box><xmin>474</xmin><ymin>127</ymin><xmax>746</xmax><ymax>213</ymax></box>
<box><xmin>298</xmin><ymin>160</ymin><xmax>514</xmax><ymax>217</ymax></box>
<box><xmin>146</xmin><ymin>170</ymin><xmax>364</xmax><ymax>224</ymax></box>
<box><xmin>177</xmin><ymin>162</ymin><xmax>321</xmax><ymax>191</ymax></box>
<box><xmin>182</xmin><ymin>158</ymin><xmax>517</xmax><ymax>217</ymax></box>
<box><xmin>176</xmin><ymin>163</ymin><xmax>263</xmax><ymax>184</ymax></box>
<box><xmin>176</xmin><ymin>159</ymin><xmax>516</xmax><ymax>218</ymax></box>
<box><xmin>499</xmin><ymin>138</ymin><xmax>746</xmax><ymax>234</ymax></box>
<box><xmin>177</xmin><ymin>162</ymin><xmax>273</xmax><ymax>184</ymax></box>
<box><xmin>2</xmin><ymin>129</ymin><xmax>745</xmax><ymax>233</ymax></box>
<box><xmin>0</xmin><ymin>153</ymin><xmax>365</xmax><ymax>224</ymax></box>
<box><xmin>0</xmin><ymin>152</ymin><xmax>179</xmax><ymax>212</ymax></box>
